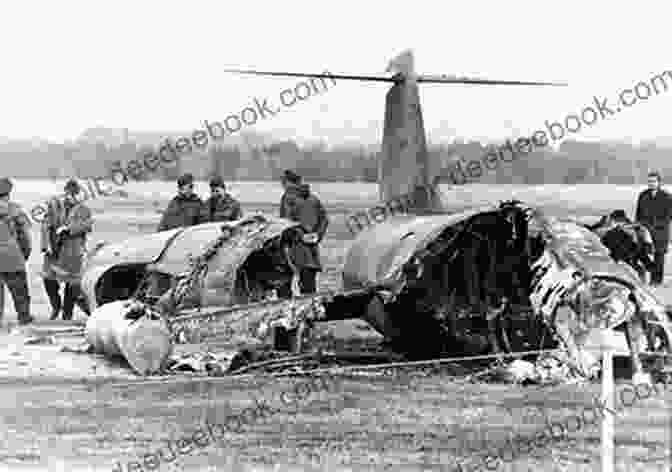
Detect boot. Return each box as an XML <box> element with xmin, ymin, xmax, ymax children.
<box><xmin>43</xmin><ymin>279</ymin><xmax>61</xmax><ymax>320</ymax></box>
<box><xmin>62</xmin><ymin>283</ymin><xmax>76</xmax><ymax>321</ymax></box>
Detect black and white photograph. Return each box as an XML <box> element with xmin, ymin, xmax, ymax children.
<box><xmin>0</xmin><ymin>1</ymin><xmax>670</xmax><ymax>470</ymax></box>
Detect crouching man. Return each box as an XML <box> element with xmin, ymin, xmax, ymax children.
<box><xmin>0</xmin><ymin>178</ymin><xmax>33</xmax><ymax>325</ymax></box>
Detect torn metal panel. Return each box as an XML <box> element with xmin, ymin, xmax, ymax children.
<box><xmin>155</xmin><ymin>215</ymin><xmax>303</xmax><ymax>312</ymax></box>
<box><xmin>84</xmin><ymin>227</ymin><xmax>183</xmax><ymax>268</ymax></box>
<box><xmin>169</xmin><ymin>295</ymin><xmax>327</xmax><ymax>346</ymax></box>
<box><xmin>342</xmin><ymin>207</ymin><xmax>492</xmax><ymax>294</ymax></box>
<box><xmin>81</xmin><ymin>202</ymin><xmax>672</xmax><ymax>379</ymax></box>
<box><xmin>529</xmin><ymin>250</ymin><xmax>579</xmax><ymax>325</ymax></box>
<box><xmin>530</xmin><ymin>216</ymin><xmax>672</xmax><ymax>377</ymax></box>
<box><xmin>81</xmin><ymin>215</ymin><xmax>303</xmax><ymax>312</ymax></box>
<box><xmin>340</xmin><ymin>202</ymin><xmax>672</xmax><ymax>377</ymax></box>
<box><xmin>151</xmin><ymin>217</ymin><xmax>299</xmax><ymax>277</ymax></box>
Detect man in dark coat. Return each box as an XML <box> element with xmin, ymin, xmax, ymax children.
<box><xmin>277</xmin><ymin>171</ymin><xmax>329</xmax><ymax>297</ymax></box>
<box><xmin>635</xmin><ymin>171</ymin><xmax>672</xmax><ymax>285</ymax></box>
<box><xmin>0</xmin><ymin>178</ymin><xmax>33</xmax><ymax>325</ymax></box>
<box><xmin>279</xmin><ymin>170</ymin><xmax>302</xmax><ymax>219</ymax></box>
<box><xmin>205</xmin><ymin>176</ymin><xmax>242</xmax><ymax>222</ymax></box>
<box><xmin>41</xmin><ymin>179</ymin><xmax>93</xmax><ymax>320</ymax></box>
<box><xmin>157</xmin><ymin>173</ymin><xmax>208</xmax><ymax>232</ymax></box>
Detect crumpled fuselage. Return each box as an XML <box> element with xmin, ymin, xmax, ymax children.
<box><xmin>342</xmin><ymin>203</ymin><xmax>672</xmax><ymax>368</ymax></box>
<box><xmin>81</xmin><ymin>216</ymin><xmax>303</xmax><ymax>312</ymax></box>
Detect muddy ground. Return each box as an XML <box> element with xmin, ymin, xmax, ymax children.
<box><xmin>0</xmin><ymin>183</ymin><xmax>669</xmax><ymax>471</ymax></box>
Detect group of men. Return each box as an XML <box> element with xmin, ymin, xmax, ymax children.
<box><xmin>157</xmin><ymin>169</ymin><xmax>328</xmax><ymax>297</ymax></box>
<box><xmin>0</xmin><ymin>178</ymin><xmax>93</xmax><ymax>325</ymax></box>
<box><xmin>157</xmin><ymin>173</ymin><xmax>242</xmax><ymax>231</ymax></box>
<box><xmin>0</xmin><ymin>168</ymin><xmax>329</xmax><ymax>325</ymax></box>
<box><xmin>0</xmin><ymin>167</ymin><xmax>664</xmax><ymax>324</ymax></box>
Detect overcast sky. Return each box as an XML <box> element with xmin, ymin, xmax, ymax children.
<box><xmin>1</xmin><ymin>0</ymin><xmax>669</xmax><ymax>145</ymax></box>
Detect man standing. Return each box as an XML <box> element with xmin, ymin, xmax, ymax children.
<box><xmin>41</xmin><ymin>179</ymin><xmax>93</xmax><ymax>320</ymax></box>
<box><xmin>205</xmin><ymin>176</ymin><xmax>242</xmax><ymax>222</ymax></box>
<box><xmin>635</xmin><ymin>171</ymin><xmax>672</xmax><ymax>286</ymax></box>
<box><xmin>279</xmin><ymin>170</ymin><xmax>302</xmax><ymax>220</ymax></box>
<box><xmin>278</xmin><ymin>171</ymin><xmax>329</xmax><ymax>297</ymax></box>
<box><xmin>157</xmin><ymin>173</ymin><xmax>208</xmax><ymax>231</ymax></box>
<box><xmin>0</xmin><ymin>178</ymin><xmax>33</xmax><ymax>325</ymax></box>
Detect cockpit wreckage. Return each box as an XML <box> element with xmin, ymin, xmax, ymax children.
<box><xmin>81</xmin><ymin>205</ymin><xmax>672</xmax><ymax>382</ymax></box>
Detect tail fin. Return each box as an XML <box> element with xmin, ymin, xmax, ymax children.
<box><xmin>222</xmin><ymin>52</ymin><xmax>567</xmax><ymax>216</ymax></box>
<box><xmin>380</xmin><ymin>79</ymin><xmax>441</xmax><ymax>213</ymax></box>
<box><xmin>380</xmin><ymin>50</ymin><xmax>441</xmax><ymax>213</ymax></box>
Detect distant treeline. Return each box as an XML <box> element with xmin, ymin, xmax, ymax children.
<box><xmin>2</xmin><ymin>137</ymin><xmax>671</xmax><ymax>184</ymax></box>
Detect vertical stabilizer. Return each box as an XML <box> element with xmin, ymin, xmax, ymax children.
<box><xmin>222</xmin><ymin>57</ymin><xmax>566</xmax><ymax>216</ymax></box>
<box><xmin>380</xmin><ymin>51</ymin><xmax>441</xmax><ymax>213</ymax></box>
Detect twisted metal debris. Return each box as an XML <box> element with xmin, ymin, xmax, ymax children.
<box><xmin>161</xmin><ymin>215</ymin><xmax>274</xmax><ymax>314</ymax></box>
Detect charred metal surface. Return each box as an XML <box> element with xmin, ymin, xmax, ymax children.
<box><xmin>342</xmin><ymin>202</ymin><xmax>546</xmax><ymax>360</ymax></box>
<box><xmin>83</xmin><ymin>204</ymin><xmax>672</xmax><ymax>380</ymax></box>
<box><xmin>528</xmin><ymin>215</ymin><xmax>672</xmax><ymax>377</ymax></box>
<box><xmin>342</xmin><ymin>208</ymin><xmax>491</xmax><ymax>294</ymax></box>
<box><xmin>168</xmin><ymin>295</ymin><xmax>327</xmax><ymax>347</ymax></box>
<box><xmin>583</xmin><ymin>214</ymin><xmax>656</xmax><ymax>280</ymax></box>
<box><xmin>341</xmin><ymin>202</ymin><xmax>672</xmax><ymax>376</ymax></box>
<box><xmin>82</xmin><ymin>216</ymin><xmax>303</xmax><ymax>313</ymax></box>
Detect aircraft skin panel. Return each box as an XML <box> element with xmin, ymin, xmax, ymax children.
<box><xmin>152</xmin><ymin>217</ymin><xmax>300</xmax><ymax>277</ymax></box>
<box><xmin>342</xmin><ymin>208</ymin><xmax>491</xmax><ymax>290</ymax></box>
<box><xmin>84</xmin><ymin>227</ymin><xmax>184</xmax><ymax>268</ymax></box>
<box><xmin>543</xmin><ymin>219</ymin><xmax>644</xmax><ymax>287</ymax></box>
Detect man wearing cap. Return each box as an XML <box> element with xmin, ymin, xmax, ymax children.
<box><xmin>41</xmin><ymin>179</ymin><xmax>93</xmax><ymax>320</ymax></box>
<box><xmin>278</xmin><ymin>170</ymin><xmax>329</xmax><ymax>297</ymax></box>
<box><xmin>157</xmin><ymin>173</ymin><xmax>208</xmax><ymax>231</ymax></box>
<box><xmin>636</xmin><ymin>171</ymin><xmax>672</xmax><ymax>286</ymax></box>
<box><xmin>279</xmin><ymin>170</ymin><xmax>302</xmax><ymax>220</ymax></box>
<box><xmin>0</xmin><ymin>177</ymin><xmax>33</xmax><ymax>325</ymax></box>
<box><xmin>205</xmin><ymin>176</ymin><xmax>242</xmax><ymax>222</ymax></box>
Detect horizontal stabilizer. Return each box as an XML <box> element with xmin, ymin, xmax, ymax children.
<box><xmin>417</xmin><ymin>74</ymin><xmax>567</xmax><ymax>86</ymax></box>
<box><xmin>223</xmin><ymin>69</ymin><xmax>398</xmax><ymax>83</ymax></box>
<box><xmin>224</xmin><ymin>69</ymin><xmax>567</xmax><ymax>87</ymax></box>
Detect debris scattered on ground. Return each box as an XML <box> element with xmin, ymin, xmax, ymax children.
<box><xmin>505</xmin><ymin>359</ymin><xmax>537</xmax><ymax>382</ymax></box>
<box><xmin>59</xmin><ymin>342</ymin><xmax>94</xmax><ymax>354</ymax></box>
<box><xmin>478</xmin><ymin>352</ymin><xmax>594</xmax><ymax>385</ymax></box>
<box><xmin>165</xmin><ymin>350</ymin><xmax>237</xmax><ymax>374</ymax></box>
<box><xmin>24</xmin><ymin>336</ymin><xmax>54</xmax><ymax>345</ymax></box>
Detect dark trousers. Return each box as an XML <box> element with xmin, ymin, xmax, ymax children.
<box><xmin>0</xmin><ymin>271</ymin><xmax>31</xmax><ymax>322</ymax></box>
<box><xmin>276</xmin><ymin>268</ymin><xmax>318</xmax><ymax>299</ymax></box>
<box><xmin>43</xmin><ymin>279</ymin><xmax>90</xmax><ymax>320</ymax></box>
<box><xmin>651</xmin><ymin>250</ymin><xmax>666</xmax><ymax>285</ymax></box>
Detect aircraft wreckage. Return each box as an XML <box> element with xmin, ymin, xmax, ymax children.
<box><xmin>81</xmin><ymin>204</ymin><xmax>672</xmax><ymax>380</ymax></box>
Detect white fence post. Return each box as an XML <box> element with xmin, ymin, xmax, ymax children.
<box><xmin>601</xmin><ymin>342</ymin><xmax>615</xmax><ymax>472</ymax></box>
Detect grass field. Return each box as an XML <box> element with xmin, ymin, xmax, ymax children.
<box><xmin>0</xmin><ymin>181</ymin><xmax>669</xmax><ymax>471</ymax></box>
